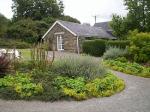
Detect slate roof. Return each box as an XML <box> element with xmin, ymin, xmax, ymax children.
<box><xmin>94</xmin><ymin>22</ymin><xmax>112</xmax><ymax>31</ymax></box>
<box><xmin>58</xmin><ymin>20</ymin><xmax>115</xmax><ymax>39</ymax></box>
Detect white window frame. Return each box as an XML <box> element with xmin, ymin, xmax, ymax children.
<box><xmin>57</xmin><ymin>35</ymin><xmax>64</xmax><ymax>51</ymax></box>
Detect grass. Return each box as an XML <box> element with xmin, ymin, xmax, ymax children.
<box><xmin>0</xmin><ymin>48</ymin><xmax>31</xmax><ymax>60</ymax></box>
<box><xmin>18</xmin><ymin>49</ymin><xmax>31</xmax><ymax>60</ymax></box>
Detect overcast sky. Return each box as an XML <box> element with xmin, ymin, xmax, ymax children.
<box><xmin>0</xmin><ymin>0</ymin><xmax>128</xmax><ymax>25</ymax></box>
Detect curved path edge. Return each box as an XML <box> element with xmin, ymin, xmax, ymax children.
<box><xmin>0</xmin><ymin>71</ymin><xmax>150</xmax><ymax>112</ymax></box>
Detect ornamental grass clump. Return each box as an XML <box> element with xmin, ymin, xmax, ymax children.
<box><xmin>103</xmin><ymin>47</ymin><xmax>127</xmax><ymax>60</ymax></box>
<box><xmin>30</xmin><ymin>41</ymin><xmax>55</xmax><ymax>71</ymax></box>
<box><xmin>51</xmin><ymin>56</ymin><xmax>107</xmax><ymax>80</ymax></box>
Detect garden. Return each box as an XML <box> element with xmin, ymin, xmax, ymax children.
<box><xmin>83</xmin><ymin>30</ymin><xmax>150</xmax><ymax>78</ymax></box>
<box><xmin>0</xmin><ymin>30</ymin><xmax>150</xmax><ymax>102</ymax></box>
<box><xmin>0</xmin><ymin>43</ymin><xmax>125</xmax><ymax>101</ymax></box>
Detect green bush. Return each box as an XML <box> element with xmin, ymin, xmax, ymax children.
<box><xmin>82</xmin><ymin>39</ymin><xmax>130</xmax><ymax>57</ymax></box>
<box><xmin>103</xmin><ymin>47</ymin><xmax>127</xmax><ymax>60</ymax></box>
<box><xmin>51</xmin><ymin>56</ymin><xmax>107</xmax><ymax>80</ymax></box>
<box><xmin>0</xmin><ymin>72</ymin><xmax>43</xmax><ymax>98</ymax></box>
<box><xmin>82</xmin><ymin>39</ymin><xmax>106</xmax><ymax>57</ymax></box>
<box><xmin>0</xmin><ymin>38</ymin><xmax>31</xmax><ymax>49</ymax></box>
<box><xmin>104</xmin><ymin>59</ymin><xmax>150</xmax><ymax>78</ymax></box>
<box><xmin>128</xmin><ymin>30</ymin><xmax>150</xmax><ymax>63</ymax></box>
<box><xmin>53</xmin><ymin>73</ymin><xmax>125</xmax><ymax>100</ymax></box>
<box><xmin>7</xmin><ymin>19</ymin><xmax>48</xmax><ymax>43</ymax></box>
<box><xmin>106</xmin><ymin>40</ymin><xmax>130</xmax><ymax>49</ymax></box>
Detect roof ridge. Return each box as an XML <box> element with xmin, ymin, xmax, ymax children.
<box><xmin>58</xmin><ymin>20</ymin><xmax>104</xmax><ymax>30</ymax></box>
<box><xmin>57</xmin><ymin>20</ymin><xmax>81</xmax><ymax>25</ymax></box>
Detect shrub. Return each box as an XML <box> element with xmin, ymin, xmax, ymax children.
<box><xmin>128</xmin><ymin>30</ymin><xmax>150</xmax><ymax>63</ymax></box>
<box><xmin>0</xmin><ymin>72</ymin><xmax>43</xmax><ymax>98</ymax></box>
<box><xmin>0</xmin><ymin>54</ymin><xmax>11</xmax><ymax>77</ymax></box>
<box><xmin>103</xmin><ymin>47</ymin><xmax>127</xmax><ymax>60</ymax></box>
<box><xmin>51</xmin><ymin>56</ymin><xmax>107</xmax><ymax>80</ymax></box>
<box><xmin>82</xmin><ymin>39</ymin><xmax>106</xmax><ymax>57</ymax></box>
<box><xmin>7</xmin><ymin>19</ymin><xmax>48</xmax><ymax>43</ymax></box>
<box><xmin>106</xmin><ymin>40</ymin><xmax>130</xmax><ymax>49</ymax></box>
<box><xmin>0</xmin><ymin>38</ymin><xmax>31</xmax><ymax>49</ymax></box>
<box><xmin>104</xmin><ymin>60</ymin><xmax>150</xmax><ymax>78</ymax></box>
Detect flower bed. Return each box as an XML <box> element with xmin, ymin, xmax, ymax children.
<box><xmin>0</xmin><ymin>56</ymin><xmax>125</xmax><ymax>101</ymax></box>
<box><xmin>104</xmin><ymin>60</ymin><xmax>150</xmax><ymax>78</ymax></box>
<box><xmin>53</xmin><ymin>73</ymin><xmax>125</xmax><ymax>100</ymax></box>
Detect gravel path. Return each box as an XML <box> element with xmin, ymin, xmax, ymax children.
<box><xmin>0</xmin><ymin>71</ymin><xmax>150</xmax><ymax>112</ymax></box>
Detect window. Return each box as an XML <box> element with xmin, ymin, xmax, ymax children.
<box><xmin>57</xmin><ymin>35</ymin><xmax>64</xmax><ymax>51</ymax></box>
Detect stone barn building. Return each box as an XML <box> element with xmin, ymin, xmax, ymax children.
<box><xmin>42</xmin><ymin>20</ymin><xmax>115</xmax><ymax>53</ymax></box>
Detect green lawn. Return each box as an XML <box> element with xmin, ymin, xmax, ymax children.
<box><xmin>18</xmin><ymin>49</ymin><xmax>31</xmax><ymax>60</ymax></box>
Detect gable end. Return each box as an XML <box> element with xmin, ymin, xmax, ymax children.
<box><xmin>42</xmin><ymin>21</ymin><xmax>77</xmax><ymax>39</ymax></box>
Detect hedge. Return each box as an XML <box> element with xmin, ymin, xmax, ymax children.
<box><xmin>82</xmin><ymin>39</ymin><xmax>130</xmax><ymax>57</ymax></box>
<box><xmin>106</xmin><ymin>40</ymin><xmax>130</xmax><ymax>49</ymax></box>
<box><xmin>82</xmin><ymin>39</ymin><xmax>106</xmax><ymax>57</ymax></box>
<box><xmin>0</xmin><ymin>38</ymin><xmax>31</xmax><ymax>49</ymax></box>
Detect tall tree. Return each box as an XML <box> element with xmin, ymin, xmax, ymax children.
<box><xmin>7</xmin><ymin>19</ymin><xmax>49</xmax><ymax>43</ymax></box>
<box><xmin>110</xmin><ymin>0</ymin><xmax>150</xmax><ymax>39</ymax></box>
<box><xmin>0</xmin><ymin>13</ymin><xmax>10</xmax><ymax>38</ymax></box>
<box><xmin>10</xmin><ymin>0</ymin><xmax>80</xmax><ymax>43</ymax></box>
<box><xmin>12</xmin><ymin>0</ymin><xmax>64</xmax><ymax>21</ymax></box>
<box><xmin>124</xmin><ymin>0</ymin><xmax>147</xmax><ymax>31</ymax></box>
<box><xmin>110</xmin><ymin>15</ymin><xmax>127</xmax><ymax>39</ymax></box>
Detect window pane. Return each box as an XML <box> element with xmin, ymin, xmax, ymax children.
<box><xmin>62</xmin><ymin>44</ymin><xmax>64</xmax><ymax>49</ymax></box>
<box><xmin>57</xmin><ymin>35</ymin><xmax>64</xmax><ymax>50</ymax></box>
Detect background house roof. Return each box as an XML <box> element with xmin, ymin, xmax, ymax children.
<box><xmin>94</xmin><ymin>22</ymin><xmax>112</xmax><ymax>31</ymax></box>
<box><xmin>58</xmin><ymin>20</ymin><xmax>115</xmax><ymax>39</ymax></box>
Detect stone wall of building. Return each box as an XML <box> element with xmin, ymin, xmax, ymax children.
<box><xmin>44</xmin><ymin>23</ymin><xmax>78</xmax><ymax>53</ymax></box>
